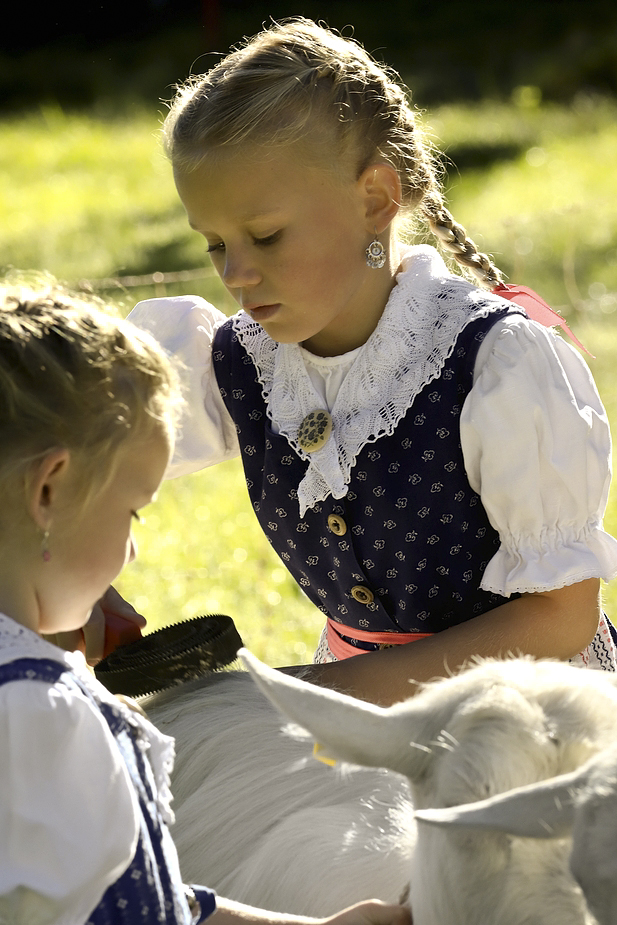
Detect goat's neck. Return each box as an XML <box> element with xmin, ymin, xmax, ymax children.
<box><xmin>410</xmin><ymin>828</ymin><xmax>591</xmax><ymax>925</ymax></box>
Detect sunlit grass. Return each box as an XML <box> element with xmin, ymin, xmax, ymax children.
<box><xmin>0</xmin><ymin>106</ymin><xmax>198</xmax><ymax>283</ymax></box>
<box><xmin>445</xmin><ymin>126</ymin><xmax>617</xmax><ymax>312</ymax></box>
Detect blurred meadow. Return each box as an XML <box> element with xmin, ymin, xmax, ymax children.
<box><xmin>1</xmin><ymin>92</ymin><xmax>617</xmax><ymax>664</ymax></box>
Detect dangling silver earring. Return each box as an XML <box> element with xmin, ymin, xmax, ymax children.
<box><xmin>365</xmin><ymin>232</ymin><xmax>386</xmax><ymax>269</ymax></box>
<box><xmin>41</xmin><ymin>529</ymin><xmax>51</xmax><ymax>562</ymax></box>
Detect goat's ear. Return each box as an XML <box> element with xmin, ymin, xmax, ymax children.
<box><xmin>240</xmin><ymin>649</ymin><xmax>426</xmax><ymax>778</ymax></box>
<box><xmin>414</xmin><ymin>764</ymin><xmax>589</xmax><ymax>838</ymax></box>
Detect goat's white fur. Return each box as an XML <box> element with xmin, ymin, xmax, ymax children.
<box><xmin>145</xmin><ymin>670</ymin><xmax>414</xmax><ymax>916</ymax></box>
<box><xmin>146</xmin><ymin>653</ymin><xmax>617</xmax><ymax>925</ymax></box>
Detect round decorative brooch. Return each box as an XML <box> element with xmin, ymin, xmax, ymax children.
<box><xmin>297</xmin><ymin>410</ymin><xmax>333</xmax><ymax>453</ymax></box>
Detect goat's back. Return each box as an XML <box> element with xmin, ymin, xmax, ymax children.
<box><xmin>146</xmin><ymin>671</ymin><xmax>414</xmax><ymax>915</ymax></box>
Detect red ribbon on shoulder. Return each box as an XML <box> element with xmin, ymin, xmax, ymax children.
<box><xmin>492</xmin><ymin>283</ymin><xmax>592</xmax><ymax>358</ymax></box>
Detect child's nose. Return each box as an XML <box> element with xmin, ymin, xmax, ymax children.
<box><xmin>222</xmin><ymin>248</ymin><xmax>261</xmax><ymax>290</ymax></box>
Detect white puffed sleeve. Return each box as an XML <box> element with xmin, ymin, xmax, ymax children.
<box><xmin>0</xmin><ymin>679</ymin><xmax>139</xmax><ymax>925</ymax></box>
<box><xmin>460</xmin><ymin>315</ymin><xmax>617</xmax><ymax>596</ymax></box>
<box><xmin>128</xmin><ymin>296</ymin><xmax>240</xmax><ymax>478</ymax></box>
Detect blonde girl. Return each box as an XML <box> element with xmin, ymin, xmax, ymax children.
<box><xmin>129</xmin><ymin>18</ymin><xmax>617</xmax><ymax>705</ymax></box>
<box><xmin>0</xmin><ymin>281</ymin><xmax>408</xmax><ymax>925</ymax></box>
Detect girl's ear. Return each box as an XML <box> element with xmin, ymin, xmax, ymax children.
<box><xmin>27</xmin><ymin>448</ymin><xmax>72</xmax><ymax>530</ymax></box>
<box><xmin>358</xmin><ymin>163</ymin><xmax>402</xmax><ymax>233</ymax></box>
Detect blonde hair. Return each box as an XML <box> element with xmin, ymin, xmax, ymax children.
<box><xmin>163</xmin><ymin>17</ymin><xmax>503</xmax><ymax>287</ymax></box>
<box><xmin>0</xmin><ymin>279</ymin><xmax>180</xmax><ymax>509</ymax></box>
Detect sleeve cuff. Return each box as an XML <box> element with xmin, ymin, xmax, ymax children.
<box><xmin>191</xmin><ymin>885</ymin><xmax>217</xmax><ymax>922</ymax></box>
<box><xmin>481</xmin><ymin>523</ymin><xmax>617</xmax><ymax>596</ymax></box>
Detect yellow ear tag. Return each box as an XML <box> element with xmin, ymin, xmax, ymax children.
<box><xmin>313</xmin><ymin>742</ymin><xmax>337</xmax><ymax>767</ymax></box>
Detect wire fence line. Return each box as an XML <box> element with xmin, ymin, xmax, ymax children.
<box><xmin>76</xmin><ymin>266</ymin><xmax>216</xmax><ymax>297</ymax></box>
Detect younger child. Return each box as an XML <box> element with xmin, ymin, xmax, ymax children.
<box><xmin>0</xmin><ymin>281</ymin><xmax>409</xmax><ymax>925</ymax></box>
<box><xmin>129</xmin><ymin>18</ymin><xmax>617</xmax><ymax>705</ymax></box>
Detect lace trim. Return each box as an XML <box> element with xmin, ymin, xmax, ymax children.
<box><xmin>136</xmin><ymin>718</ymin><xmax>177</xmax><ymax>826</ymax></box>
<box><xmin>232</xmin><ymin>245</ymin><xmax>512</xmax><ymax>517</ymax></box>
<box><xmin>482</xmin><ymin>567</ymin><xmax>610</xmax><ymax>597</ymax></box>
<box><xmin>570</xmin><ymin>613</ymin><xmax>617</xmax><ymax>671</ymax></box>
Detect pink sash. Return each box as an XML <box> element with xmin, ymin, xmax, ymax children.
<box><xmin>326</xmin><ymin>618</ymin><xmax>432</xmax><ymax>660</ymax></box>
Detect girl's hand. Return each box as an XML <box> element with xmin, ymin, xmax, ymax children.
<box><xmin>325</xmin><ymin>900</ymin><xmax>412</xmax><ymax>925</ymax></box>
<box><xmin>44</xmin><ymin>587</ymin><xmax>146</xmax><ymax>665</ymax></box>
<box><xmin>90</xmin><ymin>586</ymin><xmax>146</xmax><ymax>663</ymax></box>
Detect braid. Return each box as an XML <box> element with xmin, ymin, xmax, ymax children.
<box><xmin>164</xmin><ymin>17</ymin><xmax>504</xmax><ymax>289</ymax></box>
<box><xmin>425</xmin><ymin>201</ymin><xmax>504</xmax><ymax>286</ymax></box>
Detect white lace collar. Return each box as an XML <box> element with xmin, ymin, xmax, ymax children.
<box><xmin>231</xmin><ymin>245</ymin><xmax>509</xmax><ymax>516</ymax></box>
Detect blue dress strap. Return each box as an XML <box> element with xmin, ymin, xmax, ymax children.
<box><xmin>0</xmin><ymin>656</ymin><xmax>66</xmax><ymax>686</ymax></box>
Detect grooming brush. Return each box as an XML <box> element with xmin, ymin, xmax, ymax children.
<box><xmin>95</xmin><ymin>613</ymin><xmax>243</xmax><ymax>697</ymax></box>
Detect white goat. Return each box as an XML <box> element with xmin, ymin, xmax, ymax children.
<box><xmin>147</xmin><ymin>654</ymin><xmax>617</xmax><ymax>924</ymax></box>
<box><xmin>414</xmin><ymin>742</ymin><xmax>617</xmax><ymax>925</ymax></box>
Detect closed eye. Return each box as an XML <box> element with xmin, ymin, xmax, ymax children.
<box><xmin>206</xmin><ymin>230</ymin><xmax>281</xmax><ymax>254</ymax></box>
<box><xmin>253</xmin><ymin>230</ymin><xmax>281</xmax><ymax>246</ymax></box>
<box><xmin>131</xmin><ymin>511</ymin><xmax>143</xmax><ymax>524</ymax></box>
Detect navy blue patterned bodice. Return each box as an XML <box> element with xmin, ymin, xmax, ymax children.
<box><xmin>213</xmin><ymin>308</ymin><xmax>521</xmax><ymax>645</ymax></box>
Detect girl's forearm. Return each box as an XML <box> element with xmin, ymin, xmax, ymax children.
<box><xmin>210</xmin><ymin>897</ymin><xmax>411</xmax><ymax>925</ymax></box>
<box><xmin>288</xmin><ymin>578</ymin><xmax>601</xmax><ymax>706</ymax></box>
<box><xmin>210</xmin><ymin>896</ymin><xmax>321</xmax><ymax>925</ymax></box>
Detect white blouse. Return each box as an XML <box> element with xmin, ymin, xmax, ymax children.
<box><xmin>0</xmin><ymin>615</ymin><xmax>175</xmax><ymax>925</ymax></box>
<box><xmin>127</xmin><ymin>245</ymin><xmax>617</xmax><ymax>598</ymax></box>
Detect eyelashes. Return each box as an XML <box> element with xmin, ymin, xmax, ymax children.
<box><xmin>206</xmin><ymin>230</ymin><xmax>282</xmax><ymax>254</ymax></box>
<box><xmin>131</xmin><ymin>511</ymin><xmax>143</xmax><ymax>524</ymax></box>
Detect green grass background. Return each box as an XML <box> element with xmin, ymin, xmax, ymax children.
<box><xmin>2</xmin><ymin>93</ymin><xmax>616</xmax><ymax>664</ymax></box>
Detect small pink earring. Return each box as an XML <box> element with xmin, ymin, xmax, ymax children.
<box><xmin>365</xmin><ymin>232</ymin><xmax>386</xmax><ymax>269</ymax></box>
<box><xmin>42</xmin><ymin>529</ymin><xmax>51</xmax><ymax>562</ymax></box>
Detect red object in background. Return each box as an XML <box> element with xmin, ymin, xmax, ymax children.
<box><xmin>493</xmin><ymin>283</ymin><xmax>592</xmax><ymax>357</ymax></box>
<box><xmin>103</xmin><ymin>613</ymin><xmax>143</xmax><ymax>658</ymax></box>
